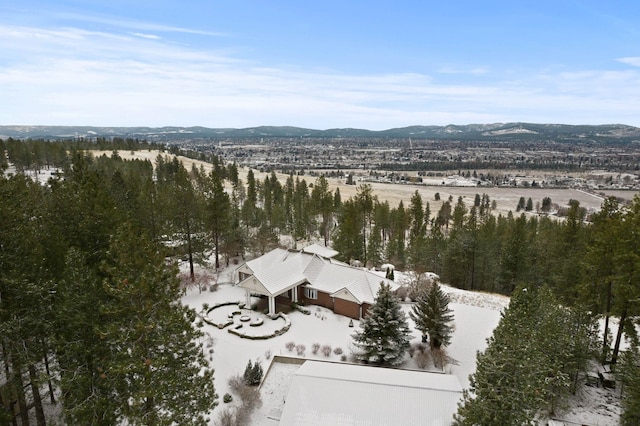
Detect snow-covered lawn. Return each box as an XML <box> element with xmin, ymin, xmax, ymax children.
<box><xmin>181</xmin><ymin>261</ymin><xmax>621</xmax><ymax>425</ymax></box>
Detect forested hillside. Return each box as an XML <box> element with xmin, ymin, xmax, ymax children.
<box><xmin>2</xmin><ymin>123</ymin><xmax>640</xmax><ymax>141</ymax></box>
<box><xmin>1</xmin><ymin>138</ymin><xmax>639</xmax><ymax>424</ymax></box>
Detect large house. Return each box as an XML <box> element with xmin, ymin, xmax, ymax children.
<box><xmin>235</xmin><ymin>244</ymin><xmax>398</xmax><ymax>319</ymax></box>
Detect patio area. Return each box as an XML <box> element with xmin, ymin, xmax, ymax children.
<box><xmin>253</xmin><ymin>296</ymin><xmax>296</xmax><ymax>315</ymax></box>
<box><xmin>204</xmin><ymin>302</ymin><xmax>290</xmax><ymax>339</ymax></box>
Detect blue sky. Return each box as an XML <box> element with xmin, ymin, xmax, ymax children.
<box><xmin>2</xmin><ymin>1</ymin><xmax>640</xmax><ymax>129</ymax></box>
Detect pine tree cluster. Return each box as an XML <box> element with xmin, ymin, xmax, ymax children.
<box><xmin>243</xmin><ymin>359</ymin><xmax>264</xmax><ymax>386</ymax></box>
<box><xmin>455</xmin><ymin>286</ymin><xmax>599</xmax><ymax>425</ymax></box>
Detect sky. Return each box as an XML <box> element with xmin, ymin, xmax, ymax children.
<box><xmin>1</xmin><ymin>0</ymin><xmax>640</xmax><ymax>130</ymax></box>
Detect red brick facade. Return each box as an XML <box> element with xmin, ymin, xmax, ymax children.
<box><xmin>275</xmin><ymin>286</ymin><xmax>367</xmax><ymax>319</ymax></box>
<box><xmin>318</xmin><ymin>290</ymin><xmax>335</xmax><ymax>310</ymax></box>
<box><xmin>334</xmin><ymin>297</ymin><xmax>361</xmax><ymax>319</ymax></box>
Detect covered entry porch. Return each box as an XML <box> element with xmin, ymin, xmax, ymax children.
<box><xmin>238</xmin><ymin>274</ymin><xmax>307</xmax><ymax>316</ymax></box>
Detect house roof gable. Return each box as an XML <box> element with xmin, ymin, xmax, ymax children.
<box><xmin>236</xmin><ymin>247</ymin><xmax>399</xmax><ymax>302</ymax></box>
<box><xmin>238</xmin><ymin>275</ymin><xmax>270</xmax><ymax>295</ymax></box>
<box><xmin>330</xmin><ymin>287</ymin><xmax>361</xmax><ymax>303</ymax></box>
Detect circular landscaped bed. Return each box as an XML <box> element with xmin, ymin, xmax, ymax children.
<box><xmin>204</xmin><ymin>303</ymin><xmax>289</xmax><ymax>339</ymax></box>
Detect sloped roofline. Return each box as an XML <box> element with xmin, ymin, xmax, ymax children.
<box><xmin>235</xmin><ymin>246</ymin><xmax>397</xmax><ymax>302</ymax></box>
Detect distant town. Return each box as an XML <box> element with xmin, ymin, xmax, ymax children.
<box><xmin>182</xmin><ymin>135</ymin><xmax>640</xmax><ymax>192</ymax></box>
<box><xmin>2</xmin><ymin>123</ymin><xmax>640</xmax><ymax>192</ymax></box>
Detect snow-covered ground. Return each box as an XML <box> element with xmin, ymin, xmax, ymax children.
<box><xmin>181</xmin><ymin>260</ymin><xmax>622</xmax><ymax>425</ymax></box>
<box><xmin>3</xmin><ymin>165</ymin><xmax>59</xmax><ymax>182</ymax></box>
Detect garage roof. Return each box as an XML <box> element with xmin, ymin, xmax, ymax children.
<box><xmin>279</xmin><ymin>360</ymin><xmax>462</xmax><ymax>425</ymax></box>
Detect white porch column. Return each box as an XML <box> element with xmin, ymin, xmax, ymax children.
<box><xmin>268</xmin><ymin>296</ymin><xmax>276</xmax><ymax>315</ymax></box>
<box><xmin>245</xmin><ymin>289</ymin><xmax>251</xmax><ymax>308</ymax></box>
<box><xmin>292</xmin><ymin>287</ymin><xmax>298</xmax><ymax>303</ymax></box>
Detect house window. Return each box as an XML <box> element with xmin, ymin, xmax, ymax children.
<box><xmin>305</xmin><ymin>288</ymin><xmax>318</xmax><ymax>300</ymax></box>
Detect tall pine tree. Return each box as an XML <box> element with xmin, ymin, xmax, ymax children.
<box><xmin>619</xmin><ymin>335</ymin><xmax>640</xmax><ymax>425</ymax></box>
<box><xmin>99</xmin><ymin>226</ymin><xmax>218</xmax><ymax>425</ymax></box>
<box><xmin>409</xmin><ymin>281</ymin><xmax>454</xmax><ymax>350</ymax></box>
<box><xmin>352</xmin><ymin>283</ymin><xmax>411</xmax><ymax>366</ymax></box>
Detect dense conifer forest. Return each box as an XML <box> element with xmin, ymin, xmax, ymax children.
<box><xmin>1</xmin><ymin>138</ymin><xmax>639</xmax><ymax>424</ymax></box>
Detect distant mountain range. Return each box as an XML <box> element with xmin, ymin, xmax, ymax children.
<box><xmin>1</xmin><ymin>123</ymin><xmax>640</xmax><ymax>141</ymax></box>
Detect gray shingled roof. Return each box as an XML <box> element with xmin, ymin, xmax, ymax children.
<box><xmin>237</xmin><ymin>245</ymin><xmax>398</xmax><ymax>303</ymax></box>
<box><xmin>279</xmin><ymin>360</ymin><xmax>462</xmax><ymax>425</ymax></box>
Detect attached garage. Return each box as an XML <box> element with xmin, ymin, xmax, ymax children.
<box><xmin>332</xmin><ymin>288</ymin><xmax>363</xmax><ymax>319</ymax></box>
<box><xmin>278</xmin><ymin>360</ymin><xmax>463</xmax><ymax>425</ymax></box>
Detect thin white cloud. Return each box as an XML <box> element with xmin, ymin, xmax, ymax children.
<box><xmin>131</xmin><ymin>32</ymin><xmax>161</xmax><ymax>40</ymax></box>
<box><xmin>437</xmin><ymin>66</ymin><xmax>490</xmax><ymax>76</ymax></box>
<box><xmin>618</xmin><ymin>57</ymin><xmax>640</xmax><ymax>67</ymax></box>
<box><xmin>1</xmin><ymin>21</ymin><xmax>639</xmax><ymax>128</ymax></box>
<box><xmin>55</xmin><ymin>11</ymin><xmax>228</xmax><ymax>37</ymax></box>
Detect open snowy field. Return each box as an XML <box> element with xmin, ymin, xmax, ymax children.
<box><xmin>90</xmin><ymin>150</ymin><xmax>638</xmax><ymax>217</ymax></box>
<box><xmin>180</xmin><ymin>260</ymin><xmax>622</xmax><ymax>425</ymax></box>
